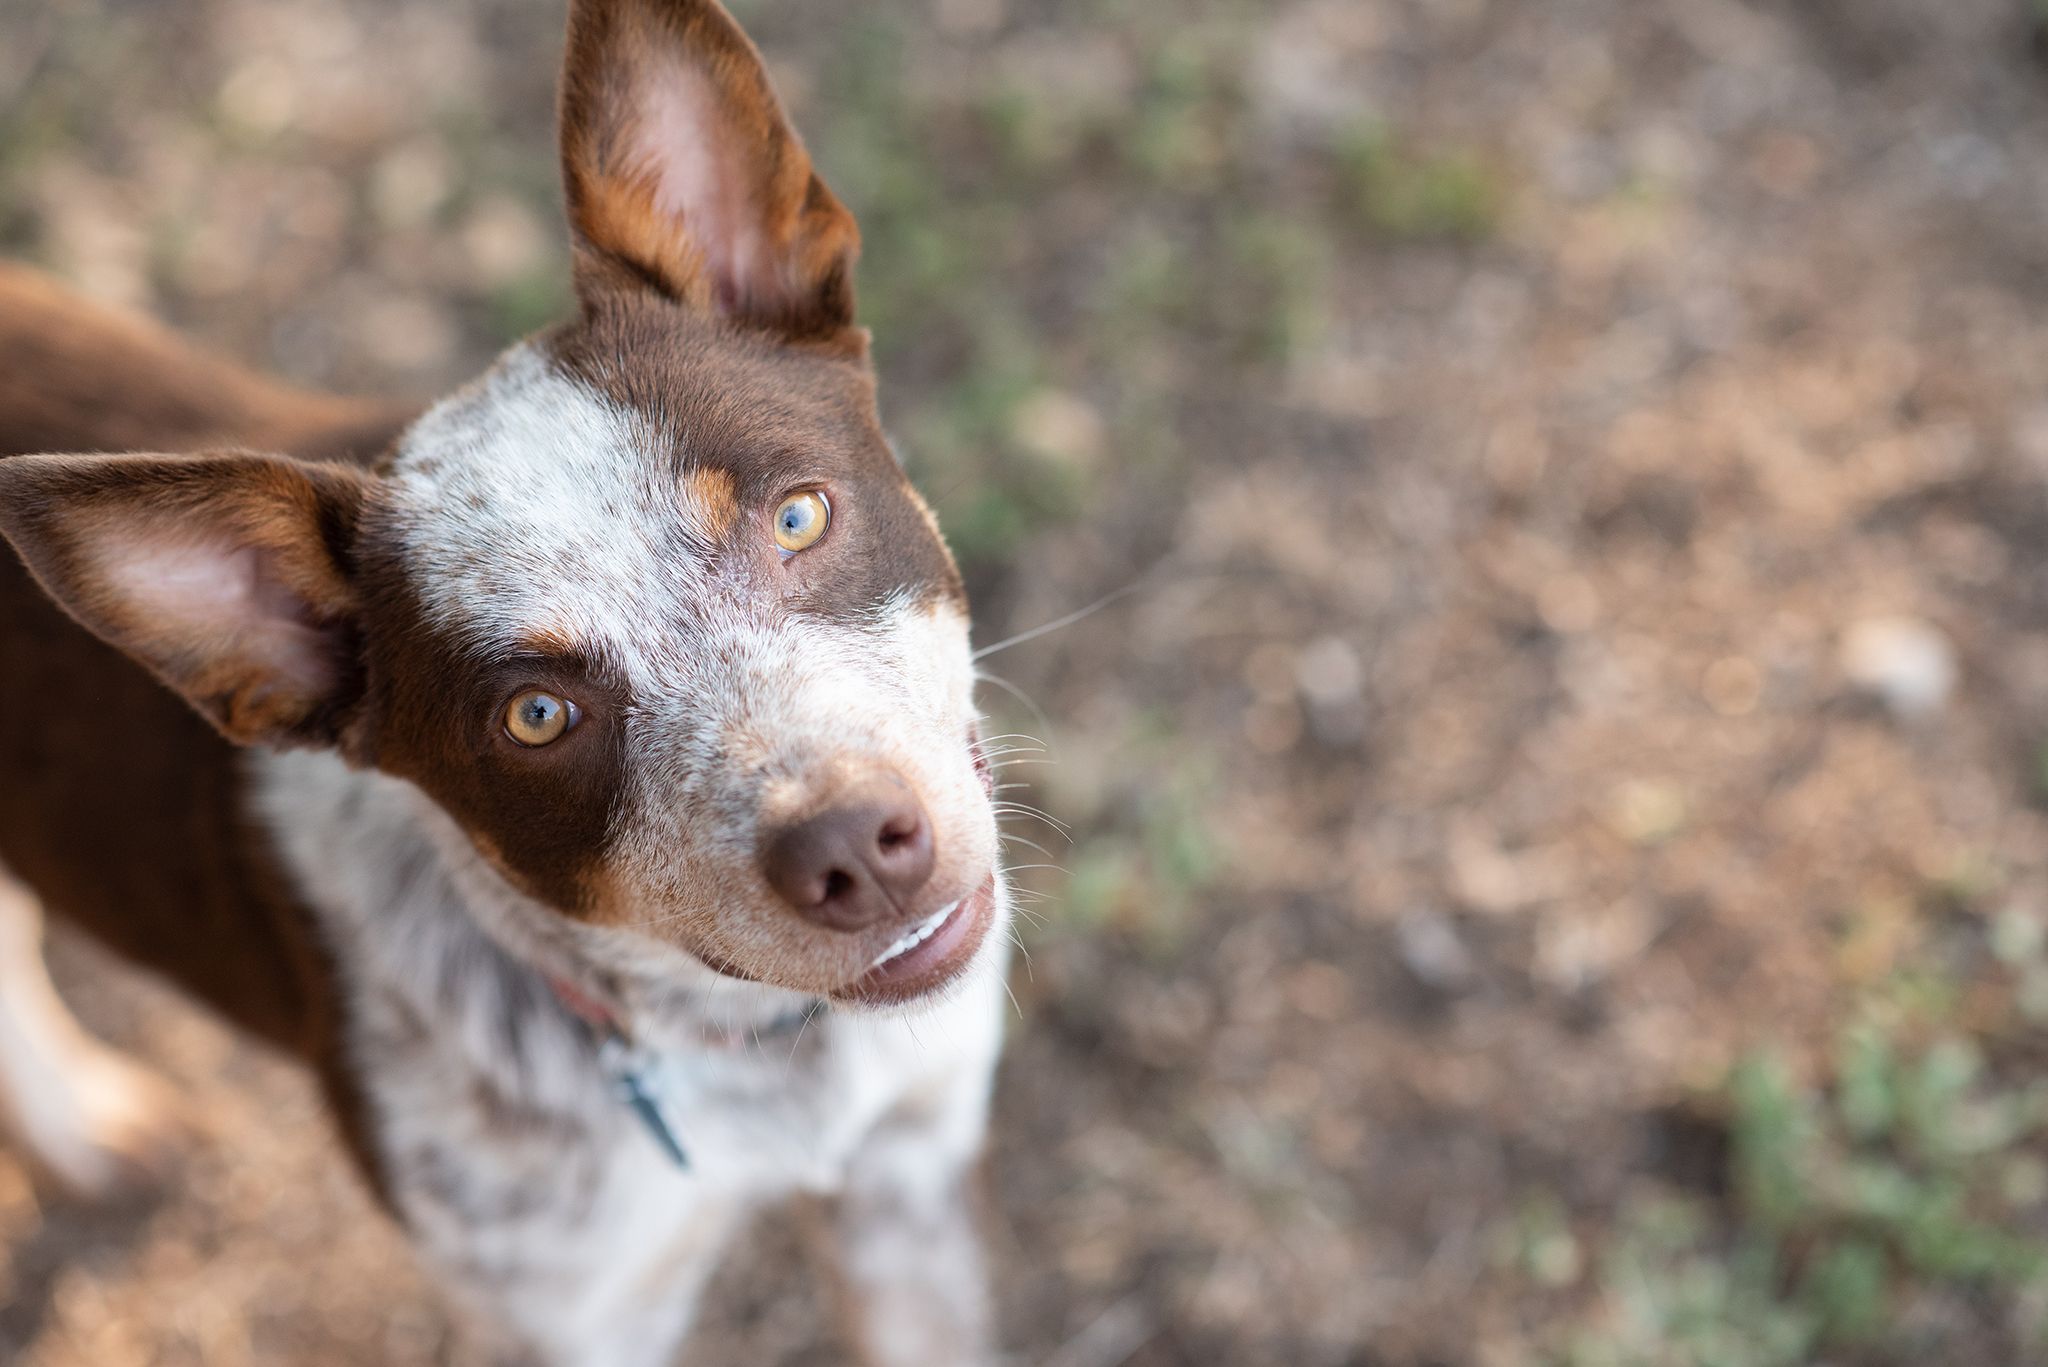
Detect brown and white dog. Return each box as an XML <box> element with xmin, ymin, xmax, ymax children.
<box><xmin>0</xmin><ymin>1</ymin><xmax>1012</xmax><ymax>1363</ymax></box>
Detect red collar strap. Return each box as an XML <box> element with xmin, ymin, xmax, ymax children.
<box><xmin>545</xmin><ymin>973</ymin><xmax>623</xmax><ymax>1036</ymax></box>
<box><xmin>544</xmin><ymin>973</ymin><xmax>822</xmax><ymax>1051</ymax></box>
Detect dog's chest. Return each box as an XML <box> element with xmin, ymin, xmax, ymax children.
<box><xmin>625</xmin><ymin>1034</ymin><xmax>873</xmax><ymax>1185</ymax></box>
<box><xmin>362</xmin><ymin>1008</ymin><xmax>911</xmax><ymax>1217</ymax></box>
<box><xmin>347</xmin><ymin>976</ymin><xmax>994</xmax><ymax>1326</ymax></box>
<box><xmin>249</xmin><ymin>747</ymin><xmax>1007</xmax><ymax>1350</ymax></box>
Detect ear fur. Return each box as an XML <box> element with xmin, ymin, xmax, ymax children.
<box><xmin>559</xmin><ymin>0</ymin><xmax>861</xmax><ymax>341</ymax></box>
<box><xmin>0</xmin><ymin>452</ymin><xmax>372</xmax><ymax>749</ymax></box>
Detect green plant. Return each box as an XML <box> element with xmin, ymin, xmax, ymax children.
<box><xmin>1559</xmin><ymin>952</ymin><xmax>2048</xmax><ymax>1365</ymax></box>
<box><xmin>1334</xmin><ymin>121</ymin><xmax>1504</xmax><ymax>244</ymax></box>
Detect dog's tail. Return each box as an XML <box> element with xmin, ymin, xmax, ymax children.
<box><xmin>0</xmin><ymin>264</ymin><xmax>414</xmax><ymax>465</ymax></box>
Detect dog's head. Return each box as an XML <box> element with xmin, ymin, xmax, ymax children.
<box><xmin>0</xmin><ymin>0</ymin><xmax>1003</xmax><ymax>1007</ymax></box>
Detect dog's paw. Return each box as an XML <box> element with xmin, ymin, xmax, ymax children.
<box><xmin>10</xmin><ymin>1042</ymin><xmax>192</xmax><ymax>1201</ymax></box>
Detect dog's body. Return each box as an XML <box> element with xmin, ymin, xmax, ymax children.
<box><xmin>0</xmin><ymin>3</ymin><xmax>1010</xmax><ymax>1364</ymax></box>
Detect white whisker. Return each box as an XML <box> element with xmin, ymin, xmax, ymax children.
<box><xmin>974</xmin><ymin>670</ymin><xmax>1051</xmax><ymax>733</ymax></box>
<box><xmin>971</xmin><ymin>579</ymin><xmax>1147</xmax><ymax>661</ymax></box>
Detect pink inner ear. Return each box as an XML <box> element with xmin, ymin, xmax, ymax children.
<box><xmin>636</xmin><ymin>56</ymin><xmax>775</xmax><ymax>314</ymax></box>
<box><xmin>101</xmin><ymin>535</ymin><xmax>336</xmax><ymax>695</ymax></box>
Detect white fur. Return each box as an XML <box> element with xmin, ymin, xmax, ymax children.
<box><xmin>0</xmin><ymin>861</ymin><xmax>186</xmax><ymax>1197</ymax></box>
<box><xmin>385</xmin><ymin>344</ymin><xmax>679</xmax><ymax>659</ymax></box>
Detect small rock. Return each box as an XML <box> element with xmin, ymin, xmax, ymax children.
<box><xmin>371</xmin><ymin>138</ymin><xmax>453</xmax><ymax>230</ymax></box>
<box><xmin>1701</xmin><ymin>655</ymin><xmax>1763</xmax><ymax>717</ymax></box>
<box><xmin>1397</xmin><ymin>907</ymin><xmax>1474</xmax><ymax>990</ymax></box>
<box><xmin>354</xmin><ymin>294</ymin><xmax>459</xmax><ymax>373</ymax></box>
<box><xmin>217</xmin><ymin>57</ymin><xmax>300</xmax><ymax>137</ymax></box>
<box><xmin>1294</xmin><ymin>635</ymin><xmax>1363</xmax><ymax>707</ymax></box>
<box><xmin>1840</xmin><ymin>615</ymin><xmax>1957</xmax><ymax>718</ymax></box>
<box><xmin>1295</xmin><ymin>635</ymin><xmax>1366</xmax><ymax>744</ymax></box>
<box><xmin>1011</xmin><ymin>389</ymin><xmax>1105</xmax><ymax>467</ymax></box>
<box><xmin>1447</xmin><ymin>820</ymin><xmax>1572</xmax><ymax>913</ymax></box>
<box><xmin>460</xmin><ymin>195</ymin><xmax>551</xmax><ymax>289</ymax></box>
<box><xmin>1604</xmin><ymin>778</ymin><xmax>1687</xmax><ymax>846</ymax></box>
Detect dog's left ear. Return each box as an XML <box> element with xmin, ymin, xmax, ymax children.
<box><xmin>560</xmin><ymin>0</ymin><xmax>861</xmax><ymax>343</ymax></box>
<box><xmin>0</xmin><ymin>452</ymin><xmax>372</xmax><ymax>750</ymax></box>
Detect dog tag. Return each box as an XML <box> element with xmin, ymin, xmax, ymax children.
<box><xmin>598</xmin><ymin>1034</ymin><xmax>691</xmax><ymax>1170</ymax></box>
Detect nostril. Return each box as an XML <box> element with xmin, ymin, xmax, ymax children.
<box><xmin>876</xmin><ymin>812</ymin><xmax>920</xmax><ymax>854</ymax></box>
<box><xmin>760</xmin><ymin>778</ymin><xmax>937</xmax><ymax>931</ymax></box>
<box><xmin>869</xmin><ymin>806</ymin><xmax>934</xmax><ymax>901</ymax></box>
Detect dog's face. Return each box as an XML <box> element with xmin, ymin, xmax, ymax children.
<box><xmin>357</xmin><ymin>308</ymin><xmax>1000</xmax><ymax>1004</ymax></box>
<box><xmin>0</xmin><ymin>0</ymin><xmax>1003</xmax><ymax>1005</ymax></box>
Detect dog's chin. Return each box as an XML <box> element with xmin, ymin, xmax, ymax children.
<box><xmin>650</xmin><ymin>873</ymin><xmax>1000</xmax><ymax>1008</ymax></box>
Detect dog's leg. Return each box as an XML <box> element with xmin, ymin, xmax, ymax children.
<box><xmin>380</xmin><ymin>1094</ymin><xmax>749</xmax><ymax>1367</ymax></box>
<box><xmin>457</xmin><ymin>1196</ymin><xmax>746</xmax><ymax>1367</ymax></box>
<box><xmin>833</xmin><ymin>1070</ymin><xmax>998</xmax><ymax>1367</ymax></box>
<box><xmin>0</xmin><ymin>861</ymin><xmax>187</xmax><ymax>1196</ymax></box>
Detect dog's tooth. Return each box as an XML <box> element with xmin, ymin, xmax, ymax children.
<box><xmin>869</xmin><ymin>900</ymin><xmax>965</xmax><ymax>968</ymax></box>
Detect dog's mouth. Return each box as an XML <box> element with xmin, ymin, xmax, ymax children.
<box><xmin>837</xmin><ymin>873</ymin><xmax>998</xmax><ymax>1006</ymax></box>
<box><xmin>872</xmin><ymin>900</ymin><xmax>965</xmax><ymax>968</ymax></box>
<box><xmin>822</xmin><ymin>730</ymin><xmax>1003</xmax><ymax>1005</ymax></box>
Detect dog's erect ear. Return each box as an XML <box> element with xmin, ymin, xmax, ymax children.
<box><xmin>559</xmin><ymin>0</ymin><xmax>860</xmax><ymax>341</ymax></box>
<box><xmin>0</xmin><ymin>452</ymin><xmax>372</xmax><ymax>749</ymax></box>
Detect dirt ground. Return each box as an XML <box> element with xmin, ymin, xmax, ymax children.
<box><xmin>8</xmin><ymin>0</ymin><xmax>2048</xmax><ymax>1363</ymax></box>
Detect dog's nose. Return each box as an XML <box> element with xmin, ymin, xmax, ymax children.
<box><xmin>760</xmin><ymin>777</ymin><xmax>936</xmax><ymax>931</ymax></box>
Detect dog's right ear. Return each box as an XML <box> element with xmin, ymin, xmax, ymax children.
<box><xmin>558</xmin><ymin>0</ymin><xmax>861</xmax><ymax>343</ymax></box>
<box><xmin>0</xmin><ymin>452</ymin><xmax>372</xmax><ymax>750</ymax></box>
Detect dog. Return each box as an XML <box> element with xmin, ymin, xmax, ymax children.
<box><xmin>0</xmin><ymin>1</ymin><xmax>1011</xmax><ymax>1363</ymax></box>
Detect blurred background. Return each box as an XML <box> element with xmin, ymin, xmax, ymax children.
<box><xmin>7</xmin><ymin>0</ymin><xmax>2048</xmax><ymax>1363</ymax></box>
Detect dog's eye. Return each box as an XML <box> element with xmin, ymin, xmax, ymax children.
<box><xmin>505</xmin><ymin>690</ymin><xmax>578</xmax><ymax>747</ymax></box>
<box><xmin>773</xmin><ymin>491</ymin><xmax>830</xmax><ymax>554</ymax></box>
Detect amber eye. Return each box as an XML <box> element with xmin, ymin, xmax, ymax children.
<box><xmin>504</xmin><ymin>690</ymin><xmax>577</xmax><ymax>747</ymax></box>
<box><xmin>773</xmin><ymin>490</ymin><xmax>830</xmax><ymax>554</ymax></box>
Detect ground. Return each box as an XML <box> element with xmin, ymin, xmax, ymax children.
<box><xmin>6</xmin><ymin>0</ymin><xmax>2048</xmax><ymax>1363</ymax></box>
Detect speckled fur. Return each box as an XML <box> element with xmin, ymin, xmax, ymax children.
<box><xmin>257</xmin><ymin>748</ymin><xmax>1006</xmax><ymax>1367</ymax></box>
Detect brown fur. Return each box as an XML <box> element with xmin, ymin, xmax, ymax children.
<box><xmin>0</xmin><ymin>267</ymin><xmax>415</xmax><ymax>1187</ymax></box>
<box><xmin>560</xmin><ymin>0</ymin><xmax>860</xmax><ymax>339</ymax></box>
<box><xmin>0</xmin><ymin>47</ymin><xmax>954</xmax><ymax>1049</ymax></box>
<box><xmin>0</xmin><ymin>263</ymin><xmax>411</xmax><ymax>462</ymax></box>
<box><xmin>680</xmin><ymin>466</ymin><xmax>741</xmax><ymax>541</ymax></box>
<box><xmin>0</xmin><ymin>452</ymin><xmax>375</xmax><ymax>745</ymax></box>
<box><xmin>349</xmin><ymin>569</ymin><xmax>635</xmax><ymax>917</ymax></box>
<box><xmin>545</xmin><ymin>295</ymin><xmax>963</xmax><ymax>614</ymax></box>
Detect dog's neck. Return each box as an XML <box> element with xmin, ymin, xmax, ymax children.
<box><xmin>250</xmin><ymin>749</ymin><xmax>821</xmax><ymax>1110</ymax></box>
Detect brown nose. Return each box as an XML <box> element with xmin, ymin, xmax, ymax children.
<box><xmin>760</xmin><ymin>777</ymin><xmax>936</xmax><ymax>931</ymax></box>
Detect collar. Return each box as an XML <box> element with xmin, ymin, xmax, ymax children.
<box><xmin>543</xmin><ymin>972</ymin><xmax>826</xmax><ymax>1173</ymax></box>
<box><xmin>545</xmin><ymin>972</ymin><xmax>626</xmax><ymax>1036</ymax></box>
<box><xmin>543</xmin><ymin>973</ymin><xmax>823</xmax><ymax>1053</ymax></box>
